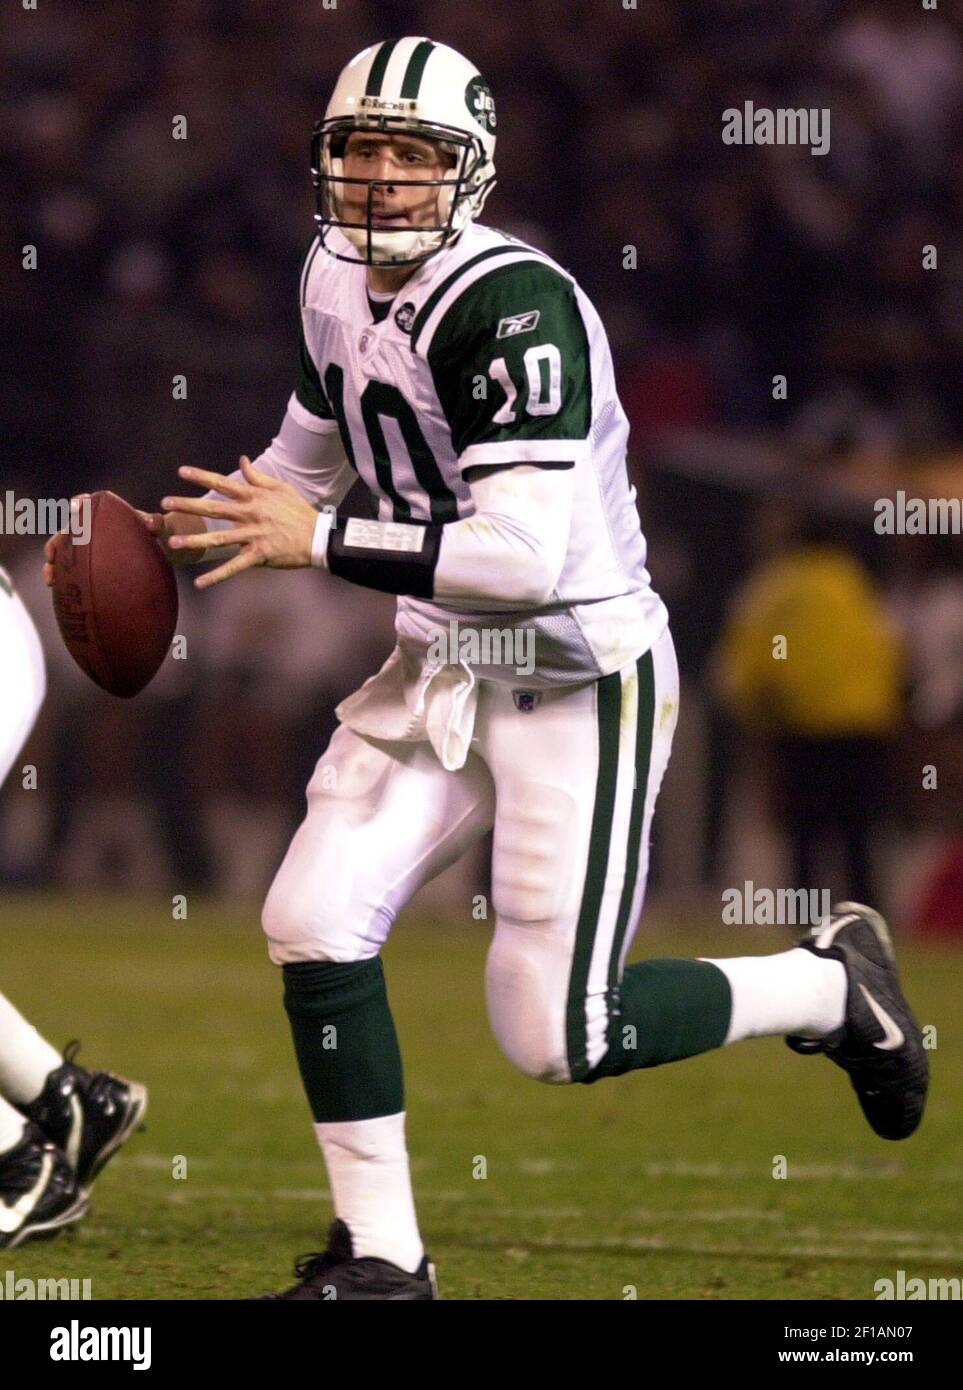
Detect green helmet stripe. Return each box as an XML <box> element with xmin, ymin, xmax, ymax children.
<box><xmin>400</xmin><ymin>39</ymin><xmax>436</xmax><ymax>99</ymax></box>
<box><xmin>365</xmin><ymin>39</ymin><xmax>399</xmax><ymax>96</ymax></box>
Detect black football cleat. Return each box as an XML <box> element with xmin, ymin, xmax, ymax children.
<box><xmin>786</xmin><ymin>902</ymin><xmax>929</xmax><ymax>1140</ymax></box>
<box><xmin>260</xmin><ymin>1219</ymin><xmax>438</xmax><ymax>1300</ymax></box>
<box><xmin>0</xmin><ymin>1122</ymin><xmax>88</xmax><ymax>1250</ymax></box>
<box><xmin>22</xmin><ymin>1041</ymin><xmax>148</xmax><ymax>1192</ymax></box>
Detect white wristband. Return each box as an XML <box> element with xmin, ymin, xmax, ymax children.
<box><xmin>311</xmin><ymin>510</ymin><xmax>336</xmax><ymax>568</ymax></box>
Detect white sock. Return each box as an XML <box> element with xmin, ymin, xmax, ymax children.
<box><xmin>701</xmin><ymin>948</ymin><xmax>847</xmax><ymax>1045</ymax></box>
<box><xmin>0</xmin><ymin>992</ymin><xmax>63</xmax><ymax>1105</ymax></box>
<box><xmin>314</xmin><ymin>1112</ymin><xmax>424</xmax><ymax>1274</ymax></box>
<box><xmin>0</xmin><ymin>1094</ymin><xmax>27</xmax><ymax>1154</ymax></box>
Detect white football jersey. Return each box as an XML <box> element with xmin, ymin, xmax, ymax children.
<box><xmin>296</xmin><ymin>221</ymin><xmax>668</xmax><ymax>686</ymax></box>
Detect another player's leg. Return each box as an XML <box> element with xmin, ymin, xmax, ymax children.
<box><xmin>1</xmin><ymin>571</ymin><xmax>147</xmax><ymax>1232</ymax></box>
<box><xmin>0</xmin><ymin>1105</ymin><xmax>87</xmax><ymax>1251</ymax></box>
<box><xmin>259</xmin><ymin>724</ymin><xmax>495</xmax><ymax>1299</ymax></box>
<box><xmin>20</xmin><ymin>1041</ymin><xmax>148</xmax><ymax>1193</ymax></box>
<box><xmin>0</xmin><ymin>984</ymin><xmax>87</xmax><ymax>1251</ymax></box>
<box><xmin>0</xmin><ymin>582</ymin><xmax>84</xmax><ymax>1244</ymax></box>
<box><xmin>0</xmin><ymin>992</ymin><xmax>147</xmax><ymax>1193</ymax></box>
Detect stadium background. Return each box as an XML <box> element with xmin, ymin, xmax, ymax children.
<box><xmin>1</xmin><ymin>0</ymin><xmax>961</xmax><ymax>1300</ymax></box>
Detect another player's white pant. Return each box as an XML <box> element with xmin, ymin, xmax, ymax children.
<box><xmin>0</xmin><ymin>568</ymin><xmax>55</xmax><ymax>1153</ymax></box>
<box><xmin>0</xmin><ymin>567</ymin><xmax>46</xmax><ymax>790</ymax></box>
<box><xmin>263</xmin><ymin>625</ymin><xmax>679</xmax><ymax>1084</ymax></box>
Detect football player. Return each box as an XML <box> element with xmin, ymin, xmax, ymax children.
<box><xmin>0</xmin><ymin>562</ymin><xmax>147</xmax><ymax>1249</ymax></box>
<box><xmin>63</xmin><ymin>38</ymin><xmax>927</xmax><ymax>1297</ymax></box>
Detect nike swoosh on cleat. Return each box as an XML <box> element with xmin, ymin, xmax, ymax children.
<box><xmin>814</xmin><ymin>912</ymin><xmax>860</xmax><ymax>949</ymax></box>
<box><xmin>0</xmin><ymin>1151</ymin><xmax>53</xmax><ymax>1234</ymax></box>
<box><xmin>858</xmin><ymin>983</ymin><xmax>905</xmax><ymax>1050</ymax></box>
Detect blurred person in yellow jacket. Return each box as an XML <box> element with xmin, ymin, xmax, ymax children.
<box><xmin>715</xmin><ymin>510</ymin><xmax>905</xmax><ymax>905</ymax></box>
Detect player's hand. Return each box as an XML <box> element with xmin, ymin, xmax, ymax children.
<box><xmin>134</xmin><ymin>508</ymin><xmax>205</xmax><ymax>567</ymax></box>
<box><xmin>42</xmin><ymin>493</ymin><xmax>92</xmax><ymax>586</ymax></box>
<box><xmin>159</xmin><ymin>456</ymin><xmax>318</xmax><ymax>590</ymax></box>
<box><xmin>134</xmin><ymin>508</ymin><xmax>167</xmax><ymax>540</ymax></box>
<box><xmin>43</xmin><ymin>532</ymin><xmax>59</xmax><ymax>586</ymax></box>
<box><xmin>42</xmin><ymin>502</ymin><xmax>178</xmax><ymax>586</ymax></box>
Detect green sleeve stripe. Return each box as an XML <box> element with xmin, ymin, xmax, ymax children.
<box><xmin>365</xmin><ymin>39</ymin><xmax>399</xmax><ymax>96</ymax></box>
<box><xmin>400</xmin><ymin>40</ymin><xmax>436</xmax><ymax>99</ymax></box>
<box><xmin>0</xmin><ymin>567</ymin><xmax>12</xmax><ymax>598</ymax></box>
<box><xmin>296</xmin><ymin>327</ymin><xmax>335</xmax><ymax>421</ymax></box>
<box><xmin>296</xmin><ymin>238</ymin><xmax>331</xmax><ymax>420</ymax></box>
<box><xmin>300</xmin><ymin>237</ymin><xmax>321</xmax><ymax>308</ymax></box>
<box><xmin>410</xmin><ymin>247</ymin><xmax>529</xmax><ymax>354</ymax></box>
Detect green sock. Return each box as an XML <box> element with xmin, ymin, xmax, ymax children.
<box><xmin>282</xmin><ymin>958</ymin><xmax>404</xmax><ymax>1122</ymax></box>
<box><xmin>580</xmin><ymin>959</ymin><xmax>732</xmax><ymax>1083</ymax></box>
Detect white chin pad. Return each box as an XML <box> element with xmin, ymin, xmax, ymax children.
<box><xmin>341</xmin><ymin>222</ymin><xmax>441</xmax><ymax>263</ymax></box>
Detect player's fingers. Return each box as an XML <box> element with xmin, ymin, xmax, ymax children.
<box><xmin>159</xmin><ymin>494</ymin><xmax>246</xmax><ymax>521</ymax></box>
<box><xmin>176</xmin><ymin>465</ymin><xmax>251</xmax><ymax>499</ymax></box>
<box><xmin>134</xmin><ymin>509</ymin><xmax>162</xmax><ymax>534</ymax></box>
<box><xmin>169</xmin><ymin>526</ymin><xmax>259</xmax><ymax>551</ymax></box>
<box><xmin>194</xmin><ymin>544</ymin><xmax>264</xmax><ymax>590</ymax></box>
<box><xmin>239</xmin><ymin>454</ymin><xmax>280</xmax><ymax>488</ymax></box>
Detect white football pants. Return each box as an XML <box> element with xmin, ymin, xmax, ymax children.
<box><xmin>263</xmin><ymin>626</ymin><xmax>679</xmax><ymax>1083</ymax></box>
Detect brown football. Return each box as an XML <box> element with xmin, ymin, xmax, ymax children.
<box><xmin>51</xmin><ymin>490</ymin><xmax>178</xmax><ymax>698</ymax></box>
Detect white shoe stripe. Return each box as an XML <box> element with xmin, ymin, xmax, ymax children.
<box><xmin>0</xmin><ymin>1150</ymin><xmax>53</xmax><ymax>1233</ymax></box>
<box><xmin>858</xmin><ymin>983</ymin><xmax>905</xmax><ymax>1051</ymax></box>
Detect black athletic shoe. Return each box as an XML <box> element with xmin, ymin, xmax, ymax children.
<box><xmin>0</xmin><ymin>1122</ymin><xmax>88</xmax><ymax>1250</ymax></box>
<box><xmin>260</xmin><ymin>1219</ymin><xmax>438</xmax><ymax>1300</ymax></box>
<box><xmin>22</xmin><ymin>1042</ymin><xmax>148</xmax><ymax>1192</ymax></box>
<box><xmin>786</xmin><ymin>902</ymin><xmax>929</xmax><ymax>1140</ymax></box>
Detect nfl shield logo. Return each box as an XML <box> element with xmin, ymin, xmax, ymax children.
<box><xmin>513</xmin><ymin>690</ymin><xmax>541</xmax><ymax>712</ymax></box>
<box><xmin>358</xmin><ymin>331</ymin><xmax>371</xmax><ymax>354</ymax></box>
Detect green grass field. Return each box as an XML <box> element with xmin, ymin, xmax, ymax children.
<box><xmin>1</xmin><ymin>891</ymin><xmax>959</xmax><ymax>1300</ymax></box>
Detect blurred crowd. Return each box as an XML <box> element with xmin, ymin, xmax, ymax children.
<box><xmin>3</xmin><ymin>0</ymin><xmax>962</xmax><ymax>483</ymax></box>
<box><xmin>1</xmin><ymin>1</ymin><xmax>962</xmax><ymax>924</ymax></box>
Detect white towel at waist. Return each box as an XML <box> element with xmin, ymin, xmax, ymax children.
<box><xmin>335</xmin><ymin>639</ymin><xmax>479</xmax><ymax>772</ymax></box>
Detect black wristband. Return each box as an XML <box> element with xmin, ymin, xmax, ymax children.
<box><xmin>327</xmin><ymin>517</ymin><xmax>442</xmax><ymax>599</ymax></box>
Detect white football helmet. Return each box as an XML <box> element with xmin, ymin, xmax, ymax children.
<box><xmin>312</xmin><ymin>37</ymin><xmax>497</xmax><ymax>267</ymax></box>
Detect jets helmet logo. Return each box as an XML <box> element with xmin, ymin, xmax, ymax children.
<box><xmin>497</xmin><ymin>309</ymin><xmax>540</xmax><ymax>339</ymax></box>
<box><xmin>465</xmin><ymin>76</ymin><xmax>496</xmax><ymax>133</ymax></box>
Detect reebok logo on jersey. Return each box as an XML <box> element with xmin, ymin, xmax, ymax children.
<box><xmin>497</xmin><ymin>310</ymin><xmax>540</xmax><ymax>339</ymax></box>
<box><xmin>858</xmin><ymin>984</ymin><xmax>905</xmax><ymax>1051</ymax></box>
